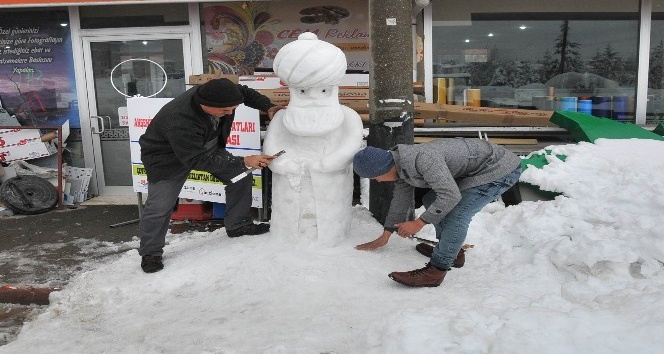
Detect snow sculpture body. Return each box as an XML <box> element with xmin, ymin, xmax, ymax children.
<box><xmin>263</xmin><ymin>32</ymin><xmax>364</xmax><ymax>245</ymax></box>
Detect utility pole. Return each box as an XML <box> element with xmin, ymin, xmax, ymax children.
<box><xmin>368</xmin><ymin>0</ymin><xmax>415</xmax><ymax>224</ymax></box>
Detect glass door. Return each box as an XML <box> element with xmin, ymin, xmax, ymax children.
<box><xmin>82</xmin><ymin>34</ymin><xmax>191</xmax><ymax>195</ymax></box>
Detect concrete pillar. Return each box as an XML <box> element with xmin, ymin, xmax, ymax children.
<box><xmin>368</xmin><ymin>0</ymin><xmax>415</xmax><ymax>223</ymax></box>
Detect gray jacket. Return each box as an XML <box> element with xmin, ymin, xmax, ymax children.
<box><xmin>384</xmin><ymin>138</ymin><xmax>521</xmax><ymax>229</ymax></box>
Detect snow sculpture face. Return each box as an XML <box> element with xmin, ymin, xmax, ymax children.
<box><xmin>273</xmin><ymin>32</ymin><xmax>347</xmax><ymax>137</ymax></box>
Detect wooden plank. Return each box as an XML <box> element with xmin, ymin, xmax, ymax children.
<box><xmin>414</xmin><ymin>137</ymin><xmax>539</xmax><ymax>145</ymax></box>
<box><xmin>488</xmin><ymin>138</ymin><xmax>539</xmax><ymax>145</ymax></box>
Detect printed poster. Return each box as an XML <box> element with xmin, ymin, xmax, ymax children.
<box><xmin>127</xmin><ymin>97</ymin><xmax>263</xmax><ymax>207</ymax></box>
<box><xmin>0</xmin><ymin>10</ymin><xmax>79</xmax><ymax>128</ymax></box>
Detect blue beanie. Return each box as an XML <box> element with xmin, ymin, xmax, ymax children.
<box><xmin>353</xmin><ymin>146</ymin><xmax>394</xmax><ymax>178</ymax></box>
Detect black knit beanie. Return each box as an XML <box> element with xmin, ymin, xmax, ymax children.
<box><xmin>353</xmin><ymin>146</ymin><xmax>394</xmax><ymax>178</ymax></box>
<box><xmin>194</xmin><ymin>78</ymin><xmax>244</xmax><ymax>108</ymax></box>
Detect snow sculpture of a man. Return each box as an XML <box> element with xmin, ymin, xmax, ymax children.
<box><xmin>263</xmin><ymin>32</ymin><xmax>364</xmax><ymax>245</ymax></box>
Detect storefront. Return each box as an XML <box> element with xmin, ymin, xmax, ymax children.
<box><xmin>1</xmin><ymin>0</ymin><xmax>663</xmax><ymax>198</ymax></box>
<box><xmin>0</xmin><ymin>0</ymin><xmax>371</xmax><ymax>197</ymax></box>
<box><xmin>423</xmin><ymin>1</ymin><xmax>651</xmax><ymax>123</ymax></box>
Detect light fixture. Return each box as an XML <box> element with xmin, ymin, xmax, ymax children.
<box><xmin>60</xmin><ymin>23</ymin><xmax>68</xmax><ymax>27</ymax></box>
<box><xmin>519</xmin><ymin>25</ymin><xmax>527</xmax><ymax>30</ymax></box>
<box><xmin>142</xmin><ymin>41</ymin><xmax>148</xmax><ymax>45</ymax></box>
<box><xmin>488</xmin><ymin>33</ymin><xmax>494</xmax><ymax>37</ymax></box>
<box><xmin>464</xmin><ymin>39</ymin><xmax>470</xmax><ymax>43</ymax></box>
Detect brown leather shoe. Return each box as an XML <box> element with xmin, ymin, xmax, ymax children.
<box><xmin>415</xmin><ymin>243</ymin><xmax>465</xmax><ymax>268</ymax></box>
<box><xmin>388</xmin><ymin>263</ymin><xmax>448</xmax><ymax>287</ymax></box>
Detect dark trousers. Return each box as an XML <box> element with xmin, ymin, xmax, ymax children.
<box><xmin>138</xmin><ymin>167</ymin><xmax>253</xmax><ymax>257</ymax></box>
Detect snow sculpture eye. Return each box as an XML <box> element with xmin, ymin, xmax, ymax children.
<box><xmin>300</xmin><ymin>89</ymin><xmax>306</xmax><ymax>94</ymax></box>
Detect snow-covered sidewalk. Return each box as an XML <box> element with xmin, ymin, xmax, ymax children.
<box><xmin>2</xmin><ymin>139</ymin><xmax>663</xmax><ymax>354</ymax></box>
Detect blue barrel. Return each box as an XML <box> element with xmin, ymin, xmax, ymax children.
<box><xmin>612</xmin><ymin>96</ymin><xmax>628</xmax><ymax>120</ymax></box>
<box><xmin>578</xmin><ymin>99</ymin><xmax>592</xmax><ymax>115</ymax></box>
<box><xmin>560</xmin><ymin>97</ymin><xmax>577</xmax><ymax>112</ymax></box>
<box><xmin>213</xmin><ymin>203</ymin><xmax>226</xmax><ymax>219</ymax></box>
<box><xmin>591</xmin><ymin>96</ymin><xmax>612</xmax><ymax>118</ymax></box>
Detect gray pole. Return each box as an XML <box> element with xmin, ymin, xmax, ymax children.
<box><xmin>368</xmin><ymin>0</ymin><xmax>415</xmax><ymax>224</ymax></box>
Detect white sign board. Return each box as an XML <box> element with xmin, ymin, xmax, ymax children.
<box><xmin>0</xmin><ymin>128</ymin><xmax>56</xmax><ymax>163</ymax></box>
<box><xmin>127</xmin><ymin>97</ymin><xmax>263</xmax><ymax>207</ymax></box>
<box><xmin>0</xmin><ymin>120</ymin><xmax>68</xmax><ymax>163</ymax></box>
<box><xmin>118</xmin><ymin>106</ymin><xmax>129</xmax><ymax>127</ymax></box>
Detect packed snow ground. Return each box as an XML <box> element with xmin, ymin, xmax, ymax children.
<box><xmin>2</xmin><ymin>138</ymin><xmax>663</xmax><ymax>353</ymax></box>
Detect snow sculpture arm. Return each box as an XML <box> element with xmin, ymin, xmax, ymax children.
<box><xmin>263</xmin><ymin>111</ymin><xmax>302</xmax><ymax>176</ymax></box>
<box><xmin>310</xmin><ymin>106</ymin><xmax>364</xmax><ymax>173</ymax></box>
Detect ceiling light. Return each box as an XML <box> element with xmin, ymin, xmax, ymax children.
<box><xmin>488</xmin><ymin>33</ymin><xmax>494</xmax><ymax>37</ymax></box>
<box><xmin>464</xmin><ymin>39</ymin><xmax>470</xmax><ymax>43</ymax></box>
<box><xmin>519</xmin><ymin>25</ymin><xmax>527</xmax><ymax>30</ymax></box>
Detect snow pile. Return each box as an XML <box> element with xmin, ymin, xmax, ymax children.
<box><xmin>1</xmin><ymin>138</ymin><xmax>663</xmax><ymax>353</ymax></box>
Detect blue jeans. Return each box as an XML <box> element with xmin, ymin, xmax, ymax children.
<box><xmin>422</xmin><ymin>167</ymin><xmax>522</xmax><ymax>270</ymax></box>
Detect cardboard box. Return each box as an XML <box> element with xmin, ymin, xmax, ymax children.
<box><xmin>257</xmin><ymin>87</ymin><xmax>369</xmax><ymax>101</ymax></box>
<box><xmin>188</xmin><ymin>74</ymin><xmax>239</xmax><ymax>85</ymax></box>
<box><xmin>340</xmin><ymin>100</ymin><xmax>369</xmax><ymax>113</ymax></box>
<box><xmin>0</xmin><ymin>121</ymin><xmax>70</xmax><ymax>163</ymax></box>
<box><xmin>256</xmin><ymin>88</ymin><xmax>290</xmax><ymax>105</ymax></box>
<box><xmin>414</xmin><ymin>103</ymin><xmax>554</xmax><ymax>127</ymax></box>
<box><xmin>239</xmin><ymin>75</ymin><xmax>285</xmax><ymax>89</ymax></box>
<box><xmin>338</xmin><ymin>87</ymin><xmax>369</xmax><ymax>100</ymax></box>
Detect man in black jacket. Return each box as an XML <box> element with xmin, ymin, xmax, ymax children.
<box><xmin>138</xmin><ymin>78</ymin><xmax>283</xmax><ymax>273</ymax></box>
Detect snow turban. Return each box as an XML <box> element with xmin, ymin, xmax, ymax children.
<box><xmin>273</xmin><ymin>32</ymin><xmax>347</xmax><ymax>88</ymax></box>
<box><xmin>353</xmin><ymin>147</ymin><xmax>394</xmax><ymax>178</ymax></box>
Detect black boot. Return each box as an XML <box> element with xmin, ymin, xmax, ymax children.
<box><xmin>415</xmin><ymin>243</ymin><xmax>465</xmax><ymax>268</ymax></box>
<box><xmin>141</xmin><ymin>255</ymin><xmax>163</xmax><ymax>273</ymax></box>
<box><xmin>226</xmin><ymin>223</ymin><xmax>270</xmax><ymax>238</ymax></box>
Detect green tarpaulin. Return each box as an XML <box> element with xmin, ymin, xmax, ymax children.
<box><xmin>653</xmin><ymin>123</ymin><xmax>664</xmax><ymax>137</ymax></box>
<box><xmin>518</xmin><ymin>150</ymin><xmax>566</xmax><ymax>200</ymax></box>
<box><xmin>550</xmin><ymin>111</ymin><xmax>664</xmax><ymax>143</ymax></box>
<box><xmin>520</xmin><ymin>150</ymin><xmax>566</xmax><ymax>170</ymax></box>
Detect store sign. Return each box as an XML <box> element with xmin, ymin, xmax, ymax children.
<box><xmin>0</xmin><ymin>9</ymin><xmax>79</xmax><ymax>128</ymax></box>
<box><xmin>127</xmin><ymin>97</ymin><xmax>263</xmax><ymax>207</ymax></box>
<box><xmin>203</xmin><ymin>0</ymin><xmax>369</xmax><ymax>75</ymax></box>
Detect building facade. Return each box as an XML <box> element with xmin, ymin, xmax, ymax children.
<box><xmin>0</xmin><ymin>0</ymin><xmax>662</xmax><ymax>197</ymax></box>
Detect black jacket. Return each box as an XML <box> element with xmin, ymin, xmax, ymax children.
<box><xmin>139</xmin><ymin>84</ymin><xmax>275</xmax><ymax>182</ymax></box>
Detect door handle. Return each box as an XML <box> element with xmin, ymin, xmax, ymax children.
<box><xmin>102</xmin><ymin>115</ymin><xmax>112</xmax><ymax>130</ymax></box>
<box><xmin>91</xmin><ymin>116</ymin><xmax>111</xmax><ymax>134</ymax></box>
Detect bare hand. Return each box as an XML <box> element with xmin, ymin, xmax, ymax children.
<box><xmin>355</xmin><ymin>231</ymin><xmax>391</xmax><ymax>250</ymax></box>
<box><xmin>266</xmin><ymin>105</ymin><xmax>286</xmax><ymax>120</ymax></box>
<box><xmin>243</xmin><ymin>154</ymin><xmax>277</xmax><ymax>169</ymax></box>
<box><xmin>394</xmin><ymin>219</ymin><xmax>426</xmax><ymax>238</ymax></box>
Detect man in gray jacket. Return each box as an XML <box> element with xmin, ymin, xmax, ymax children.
<box><xmin>353</xmin><ymin>138</ymin><xmax>522</xmax><ymax>287</ymax></box>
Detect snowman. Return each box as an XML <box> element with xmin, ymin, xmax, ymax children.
<box><xmin>263</xmin><ymin>32</ymin><xmax>364</xmax><ymax>245</ymax></box>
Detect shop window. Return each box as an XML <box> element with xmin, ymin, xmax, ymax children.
<box><xmin>649</xmin><ymin>0</ymin><xmax>664</xmax><ymax>124</ymax></box>
<box><xmin>79</xmin><ymin>4</ymin><xmax>189</xmax><ymax>29</ymax></box>
<box><xmin>432</xmin><ymin>0</ymin><xmax>640</xmax><ymax>122</ymax></box>
<box><xmin>0</xmin><ymin>7</ymin><xmax>86</xmax><ymax>167</ymax></box>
